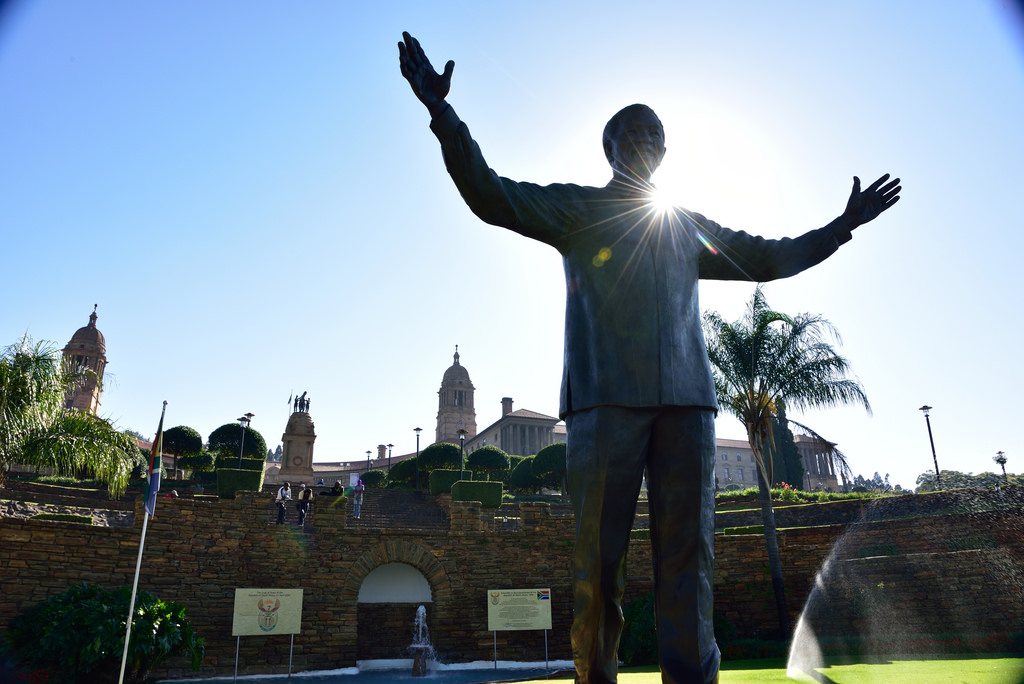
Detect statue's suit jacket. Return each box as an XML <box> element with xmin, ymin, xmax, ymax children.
<box><xmin>430</xmin><ymin>105</ymin><xmax>853</xmax><ymax>418</ymax></box>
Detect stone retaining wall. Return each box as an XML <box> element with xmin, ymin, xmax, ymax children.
<box><xmin>0</xmin><ymin>490</ymin><xmax>1020</xmax><ymax>679</ymax></box>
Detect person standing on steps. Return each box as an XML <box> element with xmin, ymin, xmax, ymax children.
<box><xmin>275</xmin><ymin>482</ymin><xmax>291</xmax><ymax>525</ymax></box>
<box><xmin>352</xmin><ymin>479</ymin><xmax>365</xmax><ymax>519</ymax></box>
<box><xmin>296</xmin><ymin>483</ymin><xmax>313</xmax><ymax>526</ymax></box>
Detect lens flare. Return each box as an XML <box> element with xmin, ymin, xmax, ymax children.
<box><xmin>696</xmin><ymin>230</ymin><xmax>719</xmax><ymax>255</ymax></box>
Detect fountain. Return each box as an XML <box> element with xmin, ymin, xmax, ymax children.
<box><xmin>786</xmin><ymin>486</ymin><xmax>1024</xmax><ymax>679</ymax></box>
<box><xmin>409</xmin><ymin>604</ymin><xmax>435</xmax><ymax>676</ymax></box>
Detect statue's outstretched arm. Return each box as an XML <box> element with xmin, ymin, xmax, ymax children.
<box><xmin>399</xmin><ymin>31</ymin><xmax>454</xmax><ymax>118</ymax></box>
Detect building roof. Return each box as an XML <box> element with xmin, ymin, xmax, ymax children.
<box><xmin>716</xmin><ymin>438</ymin><xmax>753</xmax><ymax>450</ymax></box>
<box><xmin>440</xmin><ymin>347</ymin><xmax>473</xmax><ymax>386</ymax></box>
<box><xmin>66</xmin><ymin>306</ymin><xmax>105</xmax><ymax>353</ymax></box>
<box><xmin>506</xmin><ymin>408</ymin><xmax>559</xmax><ymax>421</ymax></box>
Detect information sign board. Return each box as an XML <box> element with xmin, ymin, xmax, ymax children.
<box><xmin>232</xmin><ymin>588</ymin><xmax>303</xmax><ymax>636</ymax></box>
<box><xmin>486</xmin><ymin>588</ymin><xmax>552</xmax><ymax>631</ymax></box>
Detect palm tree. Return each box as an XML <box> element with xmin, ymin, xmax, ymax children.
<box><xmin>704</xmin><ymin>286</ymin><xmax>870</xmax><ymax>634</ymax></box>
<box><xmin>0</xmin><ymin>336</ymin><xmax>140</xmax><ymax>496</ymax></box>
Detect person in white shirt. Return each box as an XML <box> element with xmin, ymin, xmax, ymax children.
<box><xmin>275</xmin><ymin>482</ymin><xmax>292</xmax><ymax>525</ymax></box>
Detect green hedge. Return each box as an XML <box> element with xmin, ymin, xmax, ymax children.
<box><xmin>215</xmin><ymin>455</ymin><xmax>264</xmax><ymax>472</ymax></box>
<box><xmin>429</xmin><ymin>469</ymin><xmax>474</xmax><ymax>495</ymax></box>
<box><xmin>216</xmin><ymin>468</ymin><xmax>265</xmax><ymax>498</ymax></box>
<box><xmin>192</xmin><ymin>471</ymin><xmax>217</xmax><ymax>486</ymax></box>
<box><xmin>451</xmin><ymin>480</ymin><xmax>503</xmax><ymax>508</ymax></box>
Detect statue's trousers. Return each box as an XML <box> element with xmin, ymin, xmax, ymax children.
<box><xmin>566</xmin><ymin>406</ymin><xmax>719</xmax><ymax>684</ymax></box>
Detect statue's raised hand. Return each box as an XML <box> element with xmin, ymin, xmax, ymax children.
<box><xmin>399</xmin><ymin>32</ymin><xmax>454</xmax><ymax>116</ymax></box>
<box><xmin>843</xmin><ymin>174</ymin><xmax>901</xmax><ymax>228</ymax></box>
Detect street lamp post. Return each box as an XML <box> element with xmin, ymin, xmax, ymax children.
<box><xmin>236</xmin><ymin>413</ymin><xmax>254</xmax><ymax>468</ymax></box>
<box><xmin>458</xmin><ymin>429</ymin><xmax>467</xmax><ymax>481</ymax></box>
<box><xmin>414</xmin><ymin>427</ymin><xmax>422</xmax><ymax>490</ymax></box>
<box><xmin>365</xmin><ymin>450</ymin><xmax>371</xmax><ymax>475</ymax></box>
<box><xmin>918</xmin><ymin>405</ymin><xmax>941</xmax><ymax>487</ymax></box>
<box><xmin>387</xmin><ymin>443</ymin><xmax>393</xmax><ymax>472</ymax></box>
<box><xmin>994</xmin><ymin>451</ymin><xmax>1008</xmax><ymax>484</ymax></box>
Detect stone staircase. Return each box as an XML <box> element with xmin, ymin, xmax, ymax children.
<box><xmin>324</xmin><ymin>489</ymin><xmax>449</xmax><ymax>532</ymax></box>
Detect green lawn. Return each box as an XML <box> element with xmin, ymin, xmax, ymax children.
<box><xmin>513</xmin><ymin>656</ymin><xmax>1024</xmax><ymax>683</ymax></box>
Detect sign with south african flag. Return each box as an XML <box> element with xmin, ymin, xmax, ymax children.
<box><xmin>486</xmin><ymin>588</ymin><xmax>552</xmax><ymax>631</ymax></box>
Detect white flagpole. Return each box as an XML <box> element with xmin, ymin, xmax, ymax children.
<box><xmin>118</xmin><ymin>508</ymin><xmax>151</xmax><ymax>683</ymax></box>
<box><xmin>119</xmin><ymin>400</ymin><xmax>166</xmax><ymax>684</ymax></box>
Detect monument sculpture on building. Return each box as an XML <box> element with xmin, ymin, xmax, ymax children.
<box><xmin>399</xmin><ymin>31</ymin><xmax>901</xmax><ymax>684</ymax></box>
<box><xmin>62</xmin><ymin>305</ymin><xmax>107</xmax><ymax>415</ymax></box>
<box><xmin>279</xmin><ymin>392</ymin><xmax>316</xmax><ymax>481</ymax></box>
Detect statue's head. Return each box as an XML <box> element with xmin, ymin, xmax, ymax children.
<box><xmin>603</xmin><ymin>104</ymin><xmax>665</xmax><ymax>183</ymax></box>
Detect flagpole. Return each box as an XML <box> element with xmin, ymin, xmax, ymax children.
<box><xmin>119</xmin><ymin>400</ymin><xmax>167</xmax><ymax>684</ymax></box>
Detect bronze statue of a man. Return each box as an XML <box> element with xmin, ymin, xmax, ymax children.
<box><xmin>399</xmin><ymin>32</ymin><xmax>899</xmax><ymax>684</ymax></box>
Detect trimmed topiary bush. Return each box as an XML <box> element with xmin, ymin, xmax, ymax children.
<box><xmin>216</xmin><ymin>468</ymin><xmax>264</xmax><ymax>498</ymax></box>
<box><xmin>5</xmin><ymin>582</ymin><xmax>204</xmax><ymax>683</ymax></box>
<box><xmin>451</xmin><ymin>480</ymin><xmax>503</xmax><ymax>508</ymax></box>
<box><xmin>214</xmin><ymin>454</ymin><xmax>265</xmax><ymax>472</ymax></box>
<box><xmin>417</xmin><ymin>441</ymin><xmax>463</xmax><ymax>473</ymax></box>
<box><xmin>386</xmin><ymin>458</ymin><xmax>417</xmax><ymax>488</ymax></box>
<box><xmin>532</xmin><ymin>443</ymin><xmax>566</xmax><ymax>491</ymax></box>
<box><xmin>467</xmin><ymin>445</ymin><xmax>510</xmax><ymax>481</ymax></box>
<box><xmin>177</xmin><ymin>450</ymin><xmax>215</xmax><ymax>473</ymax></box>
<box><xmin>429</xmin><ymin>469</ymin><xmax>474</xmax><ymax>495</ymax></box>
<box><xmin>162</xmin><ymin>425</ymin><xmax>202</xmax><ymax>457</ymax></box>
<box><xmin>360</xmin><ymin>469</ymin><xmax>387</xmax><ymax>489</ymax></box>
<box><xmin>509</xmin><ymin>456</ymin><xmax>540</xmax><ymax>493</ymax></box>
<box><xmin>208</xmin><ymin>423</ymin><xmax>267</xmax><ymax>460</ymax></box>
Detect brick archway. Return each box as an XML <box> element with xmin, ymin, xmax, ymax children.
<box><xmin>341</xmin><ymin>540</ymin><xmax>452</xmax><ymax>603</ymax></box>
<box><xmin>344</xmin><ymin>540</ymin><xmax>453</xmax><ymax>662</ymax></box>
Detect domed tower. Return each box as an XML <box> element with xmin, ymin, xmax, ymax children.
<box><xmin>435</xmin><ymin>346</ymin><xmax>477</xmax><ymax>443</ymax></box>
<box><xmin>62</xmin><ymin>305</ymin><xmax>107</xmax><ymax>415</ymax></box>
<box><xmin>279</xmin><ymin>394</ymin><xmax>316</xmax><ymax>480</ymax></box>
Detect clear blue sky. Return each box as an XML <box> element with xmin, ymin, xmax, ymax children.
<box><xmin>2</xmin><ymin>1</ymin><xmax>1022</xmax><ymax>489</ymax></box>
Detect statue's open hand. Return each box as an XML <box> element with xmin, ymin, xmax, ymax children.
<box><xmin>843</xmin><ymin>174</ymin><xmax>901</xmax><ymax>228</ymax></box>
<box><xmin>399</xmin><ymin>32</ymin><xmax>454</xmax><ymax>115</ymax></box>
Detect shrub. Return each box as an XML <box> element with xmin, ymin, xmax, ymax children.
<box><xmin>208</xmin><ymin>423</ymin><xmax>267</xmax><ymax>460</ymax></box>
<box><xmin>619</xmin><ymin>592</ymin><xmax>657</xmax><ymax>665</ymax></box>
<box><xmin>177</xmin><ymin>450</ymin><xmax>215</xmax><ymax>473</ymax></box>
<box><xmin>214</xmin><ymin>454</ymin><xmax>265</xmax><ymax>472</ymax></box>
<box><xmin>192</xmin><ymin>470</ymin><xmax>217</xmax><ymax>486</ymax></box>
<box><xmin>360</xmin><ymin>469</ymin><xmax>387</xmax><ymax>489</ymax></box>
<box><xmin>429</xmin><ymin>469</ymin><xmax>473</xmax><ymax>495</ymax></box>
<box><xmin>532</xmin><ymin>443</ymin><xmax>566</xmax><ymax>491</ymax></box>
<box><xmin>216</xmin><ymin>468</ymin><xmax>264</xmax><ymax>498</ymax></box>
<box><xmin>466</xmin><ymin>445</ymin><xmax>510</xmax><ymax>481</ymax></box>
<box><xmin>36</xmin><ymin>475</ymin><xmax>85</xmax><ymax>486</ymax></box>
<box><xmin>162</xmin><ymin>425</ymin><xmax>202</xmax><ymax>456</ymax></box>
<box><xmin>417</xmin><ymin>442</ymin><xmax>462</xmax><ymax>472</ymax></box>
<box><xmin>451</xmin><ymin>480</ymin><xmax>503</xmax><ymax>508</ymax></box>
<box><xmin>5</xmin><ymin>582</ymin><xmax>204</xmax><ymax>683</ymax></box>
<box><xmin>31</xmin><ymin>512</ymin><xmax>92</xmax><ymax>524</ymax></box>
<box><xmin>387</xmin><ymin>458</ymin><xmax>417</xmax><ymax>487</ymax></box>
<box><xmin>508</xmin><ymin>456</ymin><xmax>540</xmax><ymax>493</ymax></box>
<box><xmin>500</xmin><ymin>455</ymin><xmax>527</xmax><ymax>484</ymax></box>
